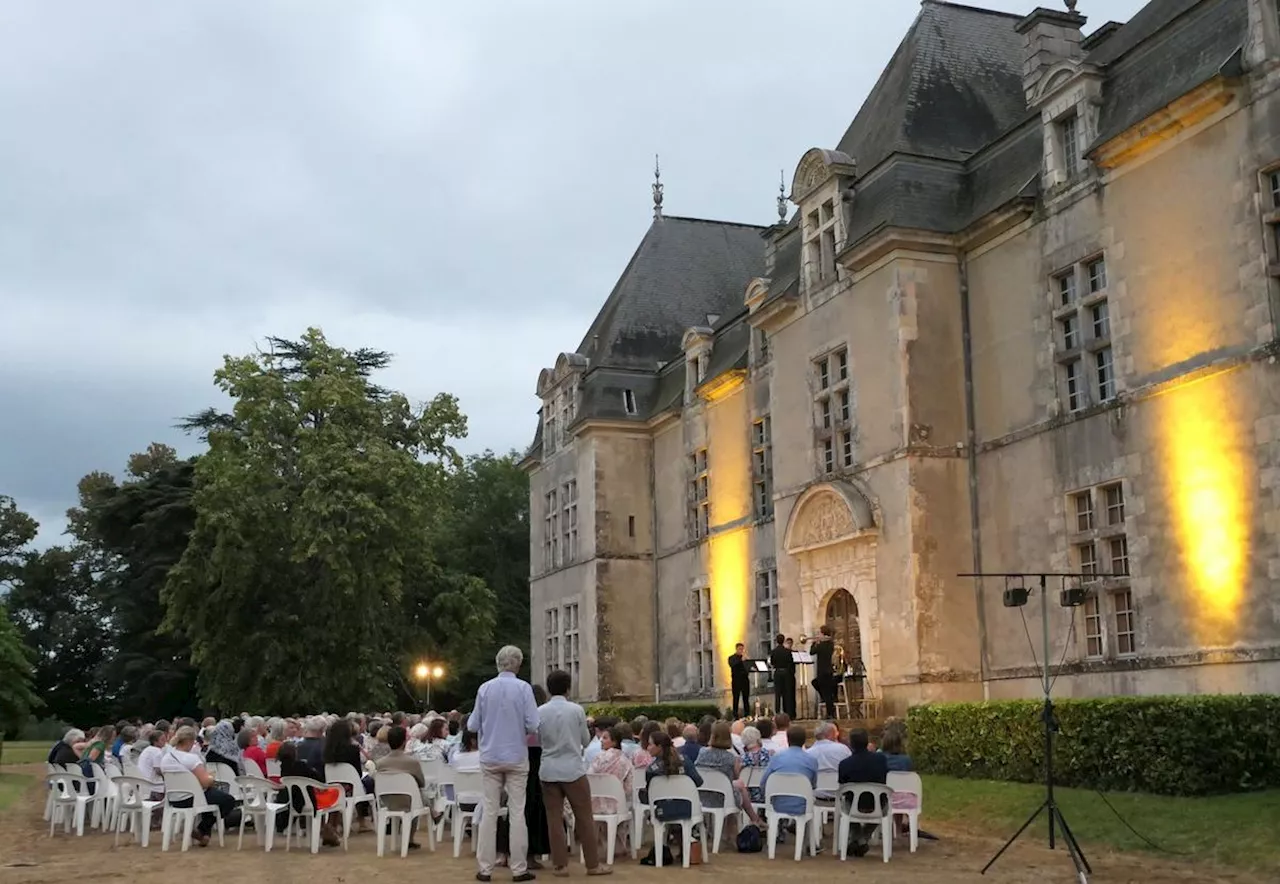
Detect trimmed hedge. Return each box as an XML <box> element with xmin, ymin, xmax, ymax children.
<box><xmin>585</xmin><ymin>702</ymin><xmax>724</xmax><ymax>723</ymax></box>
<box><xmin>908</xmin><ymin>695</ymin><xmax>1280</xmax><ymax>796</ymax></box>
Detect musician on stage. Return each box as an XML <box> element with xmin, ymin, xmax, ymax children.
<box><xmin>805</xmin><ymin>625</ymin><xmax>838</xmax><ymax>719</ymax></box>
<box><xmin>767</xmin><ymin>633</ymin><xmax>796</xmax><ymax>718</ymax></box>
<box><xmin>728</xmin><ymin>642</ymin><xmax>750</xmax><ymax>719</ymax></box>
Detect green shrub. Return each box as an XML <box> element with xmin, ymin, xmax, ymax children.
<box><xmin>908</xmin><ymin>694</ymin><xmax>1280</xmax><ymax>796</ymax></box>
<box><xmin>585</xmin><ymin>702</ymin><xmax>724</xmax><ymax>723</ymax></box>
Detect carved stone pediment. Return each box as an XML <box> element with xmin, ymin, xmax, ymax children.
<box><xmin>790</xmin><ymin>148</ymin><xmax>858</xmax><ymax>204</ymax></box>
<box><xmin>784</xmin><ymin>480</ymin><xmax>878</xmax><ymax>554</ymax></box>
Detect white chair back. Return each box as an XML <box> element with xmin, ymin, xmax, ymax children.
<box><xmin>237</xmin><ymin>776</ymin><xmax>279</xmax><ymax>810</ymax></box>
<box><xmin>587</xmin><ymin>773</ymin><xmax>628</xmax><ymax>814</ymax></box>
<box><xmin>266</xmin><ymin>758</ymin><xmax>282</xmax><ymax>778</ymax></box>
<box><xmin>374</xmin><ymin>771</ymin><xmax>425</xmax><ymax>814</ymax></box>
<box><xmin>243</xmin><ymin>755</ymin><xmax>267</xmax><ymax>779</ymax></box>
<box><xmin>886</xmin><ymin>771</ymin><xmax>922</xmax><ymax>806</ymax></box>
<box><xmin>816</xmin><ymin>769</ymin><xmax>839</xmax><ymax>792</ymax></box>
<box><xmin>325</xmin><ymin>762</ymin><xmax>368</xmax><ymax>796</ymax></box>
<box><xmin>210</xmin><ymin>761</ymin><xmax>239</xmax><ymax>789</ymax></box>
<box><xmin>694</xmin><ymin>768</ymin><xmax>736</xmax><ymax>808</ymax></box>
<box><xmin>763</xmin><ymin>771</ymin><xmax>814</xmax><ymax>815</ymax></box>
<box><xmin>113</xmin><ymin>775</ymin><xmax>154</xmax><ymax>811</ymax></box>
<box><xmin>836</xmin><ymin>783</ymin><xmax>893</xmax><ymax>822</ymax></box>
<box><xmin>647</xmin><ymin>774</ymin><xmax>704</xmax><ymax>814</ymax></box>
<box><xmin>452</xmin><ymin>770</ymin><xmax>484</xmax><ymax>805</ymax></box>
<box><xmin>277</xmin><ymin>776</ymin><xmax>321</xmax><ymax>815</ymax></box>
<box><xmin>161</xmin><ymin>769</ymin><xmax>208</xmax><ymax>807</ymax></box>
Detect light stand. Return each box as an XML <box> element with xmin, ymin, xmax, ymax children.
<box><xmin>960</xmin><ymin>571</ymin><xmax>1093</xmax><ymax>884</ymax></box>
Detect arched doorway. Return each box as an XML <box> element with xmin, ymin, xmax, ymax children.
<box><xmin>824</xmin><ymin>589</ymin><xmax>864</xmax><ymax>700</ymax></box>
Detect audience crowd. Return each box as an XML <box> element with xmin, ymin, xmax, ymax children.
<box><xmin>43</xmin><ymin>644</ymin><xmax>921</xmax><ymax>875</ymax></box>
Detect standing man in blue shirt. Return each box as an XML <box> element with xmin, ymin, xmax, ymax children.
<box><xmin>468</xmin><ymin>645</ymin><xmax>540</xmax><ymax>882</ymax></box>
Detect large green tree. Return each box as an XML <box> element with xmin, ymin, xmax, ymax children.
<box><xmin>0</xmin><ymin>496</ymin><xmax>41</xmax><ymax>738</ymax></box>
<box><xmin>436</xmin><ymin>451</ymin><xmax>531</xmax><ymax>704</ymax></box>
<box><xmin>72</xmin><ymin>450</ymin><xmax>201</xmax><ymax>720</ymax></box>
<box><xmin>164</xmin><ymin>328</ymin><xmax>493</xmax><ymax>712</ymax></box>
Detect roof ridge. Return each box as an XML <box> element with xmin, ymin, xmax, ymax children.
<box><xmin>661</xmin><ymin>214</ymin><xmax>769</xmax><ymax>230</ymax></box>
<box><xmin>922</xmin><ymin>0</ymin><xmax>1022</xmax><ymax>20</ymax></box>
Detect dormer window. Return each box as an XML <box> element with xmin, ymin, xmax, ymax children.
<box><xmin>623</xmin><ymin>388</ymin><xmax>637</xmax><ymax>415</ymax></box>
<box><xmin>804</xmin><ymin>197</ymin><xmax>839</xmax><ymax>286</ymax></box>
<box><xmin>1058</xmin><ymin>113</ymin><xmax>1080</xmax><ymax>177</ymax></box>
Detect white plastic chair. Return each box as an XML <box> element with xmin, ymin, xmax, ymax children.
<box><xmin>630</xmin><ymin>769</ymin><xmax>650</xmax><ymax>859</ymax></box>
<box><xmin>326</xmin><ymin>762</ymin><xmax>374</xmax><ymax>848</ymax></box>
<box><xmin>886</xmin><ymin>771</ymin><xmax>922</xmax><ymax>853</ymax></box>
<box><xmin>265</xmin><ymin>758</ymin><xmax>282</xmax><ymax>779</ymax></box>
<box><xmin>278</xmin><ymin>776</ymin><xmax>346</xmax><ymax>853</ymax></box>
<box><xmin>450</xmin><ymin>770</ymin><xmax>488</xmax><ymax>857</ymax></box>
<box><xmin>585</xmin><ymin>773</ymin><xmax>629</xmax><ymax>865</ymax></box>
<box><xmin>46</xmin><ymin>771</ymin><xmax>92</xmax><ymax>837</ymax></box>
<box><xmin>88</xmin><ymin>763</ymin><xmax>121</xmax><ymax>831</ymax></box>
<box><xmin>433</xmin><ymin>762</ymin><xmax>456</xmax><ymax>842</ymax></box>
<box><xmin>42</xmin><ymin>763</ymin><xmax>60</xmax><ymax>821</ymax></box>
<box><xmin>693</xmin><ymin>768</ymin><xmax>740</xmax><ymax>853</ymax></box>
<box><xmin>763</xmin><ymin>772</ymin><xmax>817</xmax><ymax>861</ymax></box>
<box><xmin>835</xmin><ymin>783</ymin><xmax>893</xmax><ymax>863</ymax></box>
<box><xmin>647</xmin><ymin>775</ymin><xmax>708</xmax><ymax>869</ymax></box>
<box><xmin>235</xmin><ymin>776</ymin><xmax>287</xmax><ymax>852</ymax></box>
<box><xmin>742</xmin><ymin>765</ymin><xmax>768</xmax><ymax>817</ymax></box>
<box><xmin>160</xmin><ymin>769</ymin><xmax>226</xmax><ymax>851</ymax></box>
<box><xmin>814</xmin><ymin>769</ymin><xmax>841</xmax><ymax>835</ymax></box>
<box><xmin>113</xmin><ymin>775</ymin><xmax>162</xmax><ymax>847</ymax></box>
<box><xmin>242</xmin><ymin>756</ymin><xmax>267</xmax><ymax>779</ymax></box>
<box><xmin>210</xmin><ymin>761</ymin><xmax>246</xmax><ymax>799</ymax></box>
<box><xmin>374</xmin><ymin>770</ymin><xmax>437</xmax><ymax>857</ymax></box>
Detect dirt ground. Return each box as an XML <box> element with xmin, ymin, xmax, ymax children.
<box><xmin>0</xmin><ymin>765</ymin><xmax>1264</xmax><ymax>884</ymax></box>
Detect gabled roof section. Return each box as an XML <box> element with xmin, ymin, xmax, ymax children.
<box><xmin>834</xmin><ymin>0</ymin><xmax>1028</xmax><ymax>175</ymax></box>
<box><xmin>574</xmin><ymin>215</ymin><xmax>768</xmax><ymax>370</ymax></box>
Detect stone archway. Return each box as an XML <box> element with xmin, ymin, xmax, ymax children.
<box><xmin>783</xmin><ymin>481</ymin><xmax>881</xmax><ymax>701</ymax></box>
<box><xmin>824</xmin><ymin>588</ymin><xmax>864</xmax><ymax>700</ymax></box>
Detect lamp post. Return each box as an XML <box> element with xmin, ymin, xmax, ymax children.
<box><xmin>414</xmin><ymin>662</ymin><xmax>445</xmax><ymax>710</ymax></box>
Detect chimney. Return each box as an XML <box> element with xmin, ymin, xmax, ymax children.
<box><xmin>1015</xmin><ymin>6</ymin><xmax>1088</xmax><ymax>106</ymax></box>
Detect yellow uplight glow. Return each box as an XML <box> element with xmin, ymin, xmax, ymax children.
<box><xmin>1159</xmin><ymin>372</ymin><xmax>1249</xmax><ymax>639</ymax></box>
<box><xmin>706</xmin><ymin>396</ymin><xmax>753</xmax><ymax>689</ymax></box>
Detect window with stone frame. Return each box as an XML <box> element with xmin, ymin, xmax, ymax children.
<box><xmin>561</xmin><ymin>480</ymin><xmax>578</xmax><ymax>564</ymax></box>
<box><xmin>1053</xmin><ymin>255</ymin><xmax>1115</xmax><ymax>413</ymax></box>
<box><xmin>559</xmin><ymin>382</ymin><xmax>576</xmax><ymax>442</ymax></box>
<box><xmin>543</xmin><ymin>406</ymin><xmax>557</xmax><ymax>455</ymax></box>
<box><xmin>754</xmin><ymin>327</ymin><xmax>770</xmax><ymax>365</ymax></box>
<box><xmin>805</xmin><ymin>197</ymin><xmax>839</xmax><ymax>286</ymax></box>
<box><xmin>543</xmin><ymin>489</ymin><xmax>558</xmax><ymax>571</ymax></box>
<box><xmin>1057</xmin><ymin>112</ymin><xmax>1081</xmax><ymax>177</ymax></box>
<box><xmin>756</xmin><ymin>568</ymin><xmax>778</xmax><ymax>659</ymax></box>
<box><xmin>562</xmin><ymin>602</ymin><xmax>580</xmax><ymax>691</ymax></box>
<box><xmin>1068</xmin><ymin>480</ymin><xmax>1136</xmax><ymax>660</ymax></box>
<box><xmin>544</xmin><ymin>607</ymin><xmax>561</xmax><ymax>680</ymax></box>
<box><xmin>752</xmin><ymin>416</ymin><xmax>774</xmax><ymax>520</ymax></box>
<box><xmin>1262</xmin><ymin>165</ymin><xmax>1280</xmax><ymax>280</ymax></box>
<box><xmin>692</xmin><ymin>587</ymin><xmax>714</xmax><ymax>691</ymax></box>
<box><xmin>622</xmin><ymin>388</ymin><xmax>637</xmax><ymax>415</ymax></box>
<box><xmin>689</xmin><ymin>448</ymin><xmax>709</xmax><ymax>541</ymax></box>
<box><xmin>814</xmin><ymin>346</ymin><xmax>853</xmax><ymax>474</ymax></box>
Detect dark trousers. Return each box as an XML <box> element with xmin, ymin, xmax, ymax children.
<box><xmin>731</xmin><ymin>680</ymin><xmax>750</xmax><ymax>718</ymax></box>
<box><xmin>172</xmin><ymin>787</ymin><xmax>239</xmax><ymax>836</ymax></box>
<box><xmin>814</xmin><ymin>673</ymin><xmax>837</xmax><ymax>719</ymax></box>
<box><xmin>542</xmin><ymin>777</ymin><xmax>600</xmax><ymax>870</ymax></box>
<box><xmin>774</xmin><ymin>672</ymin><xmax>796</xmax><ymax>717</ymax></box>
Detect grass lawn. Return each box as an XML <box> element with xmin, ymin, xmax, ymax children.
<box><xmin>0</xmin><ymin>741</ymin><xmax>49</xmax><ymax>766</ymax></box>
<box><xmin>0</xmin><ymin>772</ymin><xmax>34</xmax><ymax>812</ymax></box>
<box><xmin>923</xmin><ymin>774</ymin><xmax>1280</xmax><ymax>874</ymax></box>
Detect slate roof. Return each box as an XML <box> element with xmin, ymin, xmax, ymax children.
<box><xmin>574</xmin><ymin>215</ymin><xmax>767</xmax><ymax>370</ymax></box>
<box><xmin>834</xmin><ymin>1</ymin><xmax>1029</xmax><ymax>175</ymax></box>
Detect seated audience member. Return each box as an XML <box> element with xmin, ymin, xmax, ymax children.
<box><xmin>264</xmin><ymin>718</ymin><xmax>287</xmax><ymax>760</ymax></box>
<box><xmin>297</xmin><ymin>717</ymin><xmax>326</xmax><ymax>769</ymax></box>
<box><xmin>275</xmin><ymin>740</ymin><xmax>342</xmax><ymax>847</ymax></box>
<box><xmin>678</xmin><ymin>724</ymin><xmax>701</xmax><ymax>766</ymax></box>
<box><xmin>694</xmin><ymin>721</ymin><xmax>763</xmax><ymax>826</ymax></box>
<box><xmin>368</xmin><ymin>725</ymin><xmax>391</xmax><ymax>763</ymax></box>
<box><xmin>375</xmin><ymin>725</ymin><xmax>427</xmax><ymax>849</ymax></box>
<box><xmin>325</xmin><ymin>717</ymin><xmax>374</xmax><ymax>829</ymax></box>
<box><xmin>411</xmin><ymin>717</ymin><xmax>450</xmax><ymax>763</ymax></box>
<box><xmin>634</xmin><ymin>722</ymin><xmax>661</xmax><ymax>771</ymax></box>
<box><xmin>760</xmin><ymin>724</ymin><xmax>817</xmax><ymax>819</ymax></box>
<box><xmin>645</xmin><ymin>733</ymin><xmax>702</xmax><ymax>824</ymax></box>
<box><xmin>805</xmin><ymin>721</ymin><xmax>851</xmax><ymax>800</ymax></box>
<box><xmin>588</xmin><ymin>723</ymin><xmax>634</xmax><ymax>857</ymax></box>
<box><xmin>115</xmin><ymin>726</ymin><xmax>138</xmax><ymax>763</ymax></box>
<box><xmin>130</xmin><ymin>724</ymin><xmax>154</xmax><ymax>762</ymax></box>
<box><xmin>48</xmin><ymin>729</ymin><xmax>83</xmax><ymax>767</ymax></box>
<box><xmin>138</xmin><ymin>729</ymin><xmax>168</xmax><ymax>797</ymax></box>
<box><xmin>160</xmin><ymin>725</ymin><xmax>241</xmax><ymax>847</ymax></box>
<box><xmin>836</xmin><ymin>728</ymin><xmax>889</xmax><ymax>858</ymax></box>
<box><xmin>205</xmin><ymin>720</ymin><xmax>243</xmax><ymax>776</ymax></box>
<box><xmin>665</xmin><ymin>718</ymin><xmax>684</xmax><ymax>748</ymax></box>
<box><xmin>767</xmin><ymin>714</ymin><xmax>791</xmax><ymax>753</ymax></box>
<box><xmin>238</xmin><ymin>725</ymin><xmax>269</xmax><ymax>777</ymax></box>
<box><xmin>584</xmin><ymin>716</ymin><xmax>618</xmax><ymax>764</ymax></box>
<box><xmin>878</xmin><ymin>718</ymin><xmax>913</xmax><ymax>771</ymax></box>
<box><xmin>730</xmin><ymin>719</ymin><xmax>746</xmax><ymax>754</ymax></box>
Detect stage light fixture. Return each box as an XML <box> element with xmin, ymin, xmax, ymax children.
<box><xmin>1002</xmin><ymin>577</ymin><xmax>1030</xmax><ymax>608</ymax></box>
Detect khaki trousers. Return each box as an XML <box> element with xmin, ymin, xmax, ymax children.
<box><xmin>478</xmin><ymin>761</ymin><xmax>529</xmax><ymax>875</ymax></box>
<box><xmin>541</xmin><ymin>776</ymin><xmax>600</xmax><ymax>870</ymax></box>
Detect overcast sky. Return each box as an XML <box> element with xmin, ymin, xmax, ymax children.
<box><xmin>0</xmin><ymin>0</ymin><xmax>1146</xmax><ymax>546</ymax></box>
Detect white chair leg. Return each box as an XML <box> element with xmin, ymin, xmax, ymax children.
<box><xmin>605</xmin><ymin>819</ymin><xmax>616</xmax><ymax>865</ymax></box>
<box><xmin>881</xmin><ymin>817</ymin><xmax>892</xmax><ymax>862</ymax></box>
<box><xmin>794</xmin><ymin>819</ymin><xmax>804</xmax><ymax>861</ymax></box>
<box><xmin>767</xmin><ymin>816</ymin><xmax>778</xmax><ymax>859</ymax></box>
<box><xmin>653</xmin><ymin>822</ymin><xmax>664</xmax><ymax>868</ymax></box>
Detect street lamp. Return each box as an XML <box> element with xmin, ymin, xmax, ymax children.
<box><xmin>414</xmin><ymin>662</ymin><xmax>445</xmax><ymax>709</ymax></box>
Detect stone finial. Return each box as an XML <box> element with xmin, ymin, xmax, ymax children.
<box><xmin>1016</xmin><ymin>6</ymin><xmax>1088</xmax><ymax>106</ymax></box>
<box><xmin>652</xmin><ymin>154</ymin><xmax>664</xmax><ymax>220</ymax></box>
<box><xmin>777</xmin><ymin>169</ymin><xmax>787</xmax><ymax>222</ymax></box>
<box><xmin>1065</xmin><ymin>0</ymin><xmax>1077</xmax><ymax>10</ymax></box>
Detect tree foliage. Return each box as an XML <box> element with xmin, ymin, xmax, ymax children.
<box><xmin>0</xmin><ymin>495</ymin><xmax>38</xmax><ymax>587</ymax></box>
<box><xmin>164</xmin><ymin>328</ymin><xmax>489</xmax><ymax>712</ymax></box>
<box><xmin>0</xmin><ymin>496</ymin><xmax>41</xmax><ymax>737</ymax></box>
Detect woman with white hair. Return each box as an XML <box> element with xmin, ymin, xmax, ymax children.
<box><xmin>47</xmin><ymin>728</ymin><xmax>84</xmax><ymax>766</ymax></box>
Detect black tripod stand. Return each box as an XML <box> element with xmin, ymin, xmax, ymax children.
<box><xmin>963</xmin><ymin>573</ymin><xmax>1093</xmax><ymax>884</ymax></box>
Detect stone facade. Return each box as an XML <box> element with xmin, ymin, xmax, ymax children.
<box><xmin>523</xmin><ymin>0</ymin><xmax>1280</xmax><ymax>713</ymax></box>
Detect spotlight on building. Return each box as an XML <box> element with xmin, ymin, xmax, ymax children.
<box><xmin>1002</xmin><ymin>577</ymin><xmax>1030</xmax><ymax>608</ymax></box>
<box><xmin>1059</xmin><ymin>577</ymin><xmax>1087</xmax><ymax>608</ymax></box>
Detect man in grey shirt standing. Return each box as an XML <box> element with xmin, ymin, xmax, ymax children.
<box><xmin>537</xmin><ymin>669</ymin><xmax>611</xmax><ymax>876</ymax></box>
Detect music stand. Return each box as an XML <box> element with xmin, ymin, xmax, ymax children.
<box><xmin>791</xmin><ymin>651</ymin><xmax>814</xmax><ymax>719</ymax></box>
